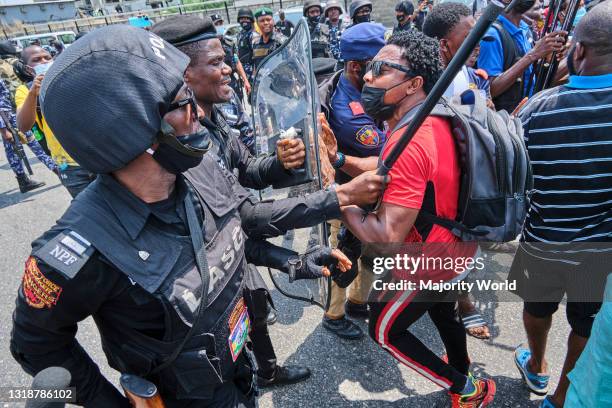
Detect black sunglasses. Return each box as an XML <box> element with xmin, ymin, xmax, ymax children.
<box><xmin>366</xmin><ymin>60</ymin><xmax>416</xmax><ymax>78</ymax></box>
<box><xmin>168</xmin><ymin>87</ymin><xmax>199</xmax><ymax>118</ymax></box>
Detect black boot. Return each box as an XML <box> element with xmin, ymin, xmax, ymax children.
<box><xmin>17</xmin><ymin>174</ymin><xmax>45</xmax><ymax>193</ymax></box>
<box><xmin>345</xmin><ymin>300</ymin><xmax>369</xmax><ymax>318</ymax></box>
<box><xmin>257</xmin><ymin>365</ymin><xmax>311</xmax><ymax>388</ymax></box>
<box><xmin>322</xmin><ymin>316</ymin><xmax>364</xmax><ymax>340</ymax></box>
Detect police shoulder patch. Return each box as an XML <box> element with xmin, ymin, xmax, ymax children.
<box><xmin>22</xmin><ymin>256</ymin><xmax>62</xmax><ymax>309</ymax></box>
<box><xmin>356</xmin><ymin>125</ymin><xmax>380</xmax><ymax>147</ymax></box>
<box><xmin>33</xmin><ymin>230</ymin><xmax>95</xmax><ymax>280</ymax></box>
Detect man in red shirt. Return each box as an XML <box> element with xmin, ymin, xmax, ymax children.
<box><xmin>341</xmin><ymin>30</ymin><xmax>496</xmax><ymax>407</ymax></box>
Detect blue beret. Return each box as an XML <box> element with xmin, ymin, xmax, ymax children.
<box><xmin>340</xmin><ymin>22</ymin><xmax>386</xmax><ymax>62</ymax></box>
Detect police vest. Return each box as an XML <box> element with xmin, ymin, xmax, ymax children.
<box><xmin>251</xmin><ymin>32</ymin><xmax>285</xmax><ymax>69</ymax></box>
<box><xmin>310</xmin><ymin>23</ymin><xmax>330</xmax><ymax>59</ymax></box>
<box><xmin>237</xmin><ymin>30</ymin><xmax>253</xmax><ymax>65</ymax></box>
<box><xmin>33</xmin><ymin>157</ymin><xmax>249</xmax><ymax>400</ymax></box>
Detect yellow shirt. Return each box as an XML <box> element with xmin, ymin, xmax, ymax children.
<box><xmin>15</xmin><ymin>84</ymin><xmax>77</xmax><ymax>166</ymax></box>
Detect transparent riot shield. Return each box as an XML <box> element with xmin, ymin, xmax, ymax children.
<box><xmin>251</xmin><ymin>18</ymin><xmax>331</xmax><ymax>310</ymax></box>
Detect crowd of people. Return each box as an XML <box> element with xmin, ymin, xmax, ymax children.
<box><xmin>2</xmin><ymin>0</ymin><xmax>611</xmax><ymax>407</ymax></box>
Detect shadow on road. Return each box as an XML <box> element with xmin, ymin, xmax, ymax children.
<box><xmin>0</xmin><ymin>183</ymin><xmax>62</xmax><ymax>209</ymax></box>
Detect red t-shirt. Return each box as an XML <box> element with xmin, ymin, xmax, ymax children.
<box><xmin>381</xmin><ymin>116</ymin><xmax>460</xmax><ymax>243</ymax></box>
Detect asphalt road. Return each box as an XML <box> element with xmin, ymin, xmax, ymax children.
<box><xmin>0</xmin><ymin>151</ymin><xmax>572</xmax><ymax>407</ymax></box>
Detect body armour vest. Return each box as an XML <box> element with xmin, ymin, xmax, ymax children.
<box><xmin>32</xmin><ymin>156</ymin><xmax>250</xmax><ymax>401</ymax></box>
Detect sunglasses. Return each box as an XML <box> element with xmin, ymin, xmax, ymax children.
<box><xmin>366</xmin><ymin>60</ymin><xmax>416</xmax><ymax>78</ymax></box>
<box><xmin>168</xmin><ymin>87</ymin><xmax>199</xmax><ymax>119</ymax></box>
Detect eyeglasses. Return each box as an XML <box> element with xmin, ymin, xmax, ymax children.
<box><xmin>366</xmin><ymin>60</ymin><xmax>415</xmax><ymax>78</ymax></box>
<box><xmin>168</xmin><ymin>87</ymin><xmax>199</xmax><ymax>119</ymax></box>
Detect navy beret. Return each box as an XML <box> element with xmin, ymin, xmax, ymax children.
<box><xmin>340</xmin><ymin>22</ymin><xmax>386</xmax><ymax>61</ymax></box>
<box><xmin>151</xmin><ymin>15</ymin><xmax>217</xmax><ymax>47</ymax></box>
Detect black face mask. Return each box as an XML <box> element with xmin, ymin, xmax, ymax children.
<box><xmin>308</xmin><ymin>15</ymin><xmax>321</xmax><ymax>25</ymax></box>
<box><xmin>240</xmin><ymin>22</ymin><xmax>253</xmax><ymax>31</ymax></box>
<box><xmin>514</xmin><ymin>0</ymin><xmax>536</xmax><ymax>14</ymax></box>
<box><xmin>354</xmin><ymin>14</ymin><xmax>371</xmax><ymax>24</ymax></box>
<box><xmin>153</xmin><ymin>126</ymin><xmax>211</xmax><ymax>175</ymax></box>
<box><xmin>396</xmin><ymin>15</ymin><xmax>405</xmax><ymax>23</ymax></box>
<box><xmin>361</xmin><ymin>80</ymin><xmax>410</xmax><ymax>121</ymax></box>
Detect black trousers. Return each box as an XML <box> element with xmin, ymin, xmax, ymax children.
<box><xmin>368</xmin><ymin>289</ymin><xmax>469</xmax><ymax>393</ymax></box>
<box><xmin>244</xmin><ymin>286</ymin><xmax>277</xmax><ymax>379</ymax></box>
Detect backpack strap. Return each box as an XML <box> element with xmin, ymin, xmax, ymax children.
<box><xmin>491</xmin><ymin>21</ymin><xmax>520</xmax><ymax>72</ymax></box>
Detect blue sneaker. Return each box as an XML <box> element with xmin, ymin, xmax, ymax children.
<box><xmin>539</xmin><ymin>396</ymin><xmax>559</xmax><ymax>408</ymax></box>
<box><xmin>514</xmin><ymin>345</ymin><xmax>550</xmax><ymax>395</ymax></box>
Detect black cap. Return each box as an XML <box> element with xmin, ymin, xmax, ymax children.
<box><xmin>151</xmin><ymin>15</ymin><xmax>217</xmax><ymax>47</ymax></box>
<box><xmin>211</xmin><ymin>13</ymin><xmax>223</xmax><ymax>23</ymax></box>
<box><xmin>40</xmin><ymin>25</ymin><xmax>189</xmax><ymax>174</ymax></box>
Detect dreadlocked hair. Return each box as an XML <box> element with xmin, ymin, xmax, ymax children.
<box><xmin>386</xmin><ymin>30</ymin><xmax>443</xmax><ymax>94</ymax></box>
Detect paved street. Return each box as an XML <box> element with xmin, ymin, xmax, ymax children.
<box><xmin>0</xmin><ymin>151</ymin><xmax>572</xmax><ymax>407</ymax></box>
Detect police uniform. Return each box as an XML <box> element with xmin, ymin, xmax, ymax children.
<box><xmin>324</xmin><ymin>1</ymin><xmax>349</xmax><ymax>61</ymax></box>
<box><xmin>236</xmin><ymin>8</ymin><xmax>256</xmax><ymax>84</ymax></box>
<box><xmin>251</xmin><ymin>8</ymin><xmax>286</xmax><ymax>71</ymax></box>
<box><xmin>221</xmin><ymin>36</ymin><xmax>246</xmax><ymax>103</ymax></box>
<box><xmin>318</xmin><ymin>22</ymin><xmax>386</xmax><ymax>329</ymax></box>
<box><xmin>10</xmin><ymin>25</ymin><xmax>342</xmax><ymax>407</ymax></box>
<box><xmin>0</xmin><ymin>78</ymin><xmax>57</xmax><ymax>189</ymax></box>
<box><xmin>443</xmin><ymin>65</ymin><xmax>491</xmax><ymax>101</ymax></box>
<box><xmin>304</xmin><ymin>1</ymin><xmax>331</xmax><ymax>59</ymax></box>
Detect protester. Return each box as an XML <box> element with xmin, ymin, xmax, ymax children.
<box><xmin>341</xmin><ymin>30</ymin><xmax>496</xmax><ymax>407</ymax></box>
<box><xmin>477</xmin><ymin>0</ymin><xmax>567</xmax><ymax>112</ymax></box>
<box><xmin>251</xmin><ymin>7</ymin><xmax>287</xmax><ymax>71</ymax></box>
<box><xmin>15</xmin><ymin>45</ymin><xmax>95</xmax><ymax>197</ymax></box>
<box><xmin>394</xmin><ymin>1</ymin><xmax>416</xmax><ymax>33</ymax></box>
<box><xmin>318</xmin><ymin>23</ymin><xmax>387</xmax><ymax>340</ymax></box>
<box><xmin>0</xmin><ymin>79</ymin><xmax>56</xmax><ymax>193</ymax></box>
<box><xmin>422</xmin><ymin>2</ymin><xmax>494</xmax><ymax>340</ymax></box>
<box><xmin>274</xmin><ymin>9</ymin><xmax>294</xmax><ymax>37</ymax></box>
<box><xmin>509</xmin><ymin>2</ymin><xmax>612</xmax><ymax>407</ymax></box>
<box><xmin>323</xmin><ymin>0</ymin><xmax>348</xmax><ymax>61</ymax></box>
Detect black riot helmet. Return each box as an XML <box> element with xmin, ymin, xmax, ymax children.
<box><xmin>350</xmin><ymin>0</ymin><xmax>373</xmax><ymax>19</ymax></box>
<box><xmin>324</xmin><ymin>0</ymin><xmax>344</xmax><ymax>18</ymax></box>
<box><xmin>237</xmin><ymin>8</ymin><xmax>254</xmax><ymax>23</ymax></box>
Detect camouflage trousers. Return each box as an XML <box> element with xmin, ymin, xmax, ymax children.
<box><xmin>2</xmin><ymin>136</ymin><xmax>57</xmax><ymax>176</ymax></box>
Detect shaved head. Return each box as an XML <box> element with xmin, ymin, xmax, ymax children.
<box><xmin>574</xmin><ymin>0</ymin><xmax>612</xmax><ymax>56</ymax></box>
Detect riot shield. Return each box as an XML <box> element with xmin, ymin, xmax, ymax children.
<box><xmin>251</xmin><ymin>18</ymin><xmax>331</xmax><ymax>310</ymax></box>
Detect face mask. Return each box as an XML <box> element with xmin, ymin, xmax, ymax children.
<box><xmin>33</xmin><ymin>61</ymin><xmax>53</xmax><ymax>76</ymax></box>
<box><xmin>514</xmin><ymin>0</ymin><xmax>536</xmax><ymax>14</ymax></box>
<box><xmin>354</xmin><ymin>14</ymin><xmax>371</xmax><ymax>24</ymax></box>
<box><xmin>396</xmin><ymin>15</ymin><xmax>405</xmax><ymax>23</ymax></box>
<box><xmin>361</xmin><ymin>80</ymin><xmax>410</xmax><ymax>121</ymax></box>
<box><xmin>309</xmin><ymin>15</ymin><xmax>321</xmax><ymax>25</ymax></box>
<box><xmin>241</xmin><ymin>22</ymin><xmax>252</xmax><ymax>31</ymax></box>
<box><xmin>153</xmin><ymin>126</ymin><xmax>211</xmax><ymax>175</ymax></box>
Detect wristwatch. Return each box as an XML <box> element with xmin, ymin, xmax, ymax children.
<box><xmin>332</xmin><ymin>152</ymin><xmax>346</xmax><ymax>169</ymax></box>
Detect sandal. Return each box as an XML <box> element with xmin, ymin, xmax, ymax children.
<box><xmin>461</xmin><ymin>310</ymin><xmax>491</xmax><ymax>339</ymax></box>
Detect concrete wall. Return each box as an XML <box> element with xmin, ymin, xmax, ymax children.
<box><xmin>0</xmin><ymin>2</ymin><xmax>76</xmax><ymax>25</ymax></box>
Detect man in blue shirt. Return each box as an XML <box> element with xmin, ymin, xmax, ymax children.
<box><xmin>319</xmin><ymin>22</ymin><xmax>386</xmax><ymax>339</ymax></box>
<box><xmin>477</xmin><ymin>0</ymin><xmax>566</xmax><ymax>112</ymax></box>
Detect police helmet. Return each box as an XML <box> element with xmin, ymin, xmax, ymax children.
<box><xmin>211</xmin><ymin>13</ymin><xmax>223</xmax><ymax>24</ymax></box>
<box><xmin>324</xmin><ymin>0</ymin><xmax>344</xmax><ymax>17</ymax></box>
<box><xmin>40</xmin><ymin>25</ymin><xmax>190</xmax><ymax>173</ymax></box>
<box><xmin>237</xmin><ymin>8</ymin><xmax>254</xmax><ymax>22</ymax></box>
<box><xmin>350</xmin><ymin>0</ymin><xmax>373</xmax><ymax>19</ymax></box>
<box><xmin>303</xmin><ymin>0</ymin><xmax>323</xmax><ymax>16</ymax></box>
<box><xmin>395</xmin><ymin>1</ymin><xmax>414</xmax><ymax>15</ymax></box>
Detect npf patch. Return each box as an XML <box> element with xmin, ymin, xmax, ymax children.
<box><xmin>356</xmin><ymin>125</ymin><xmax>380</xmax><ymax>147</ymax></box>
<box><xmin>34</xmin><ymin>230</ymin><xmax>94</xmax><ymax>279</ymax></box>
<box><xmin>22</xmin><ymin>257</ymin><xmax>62</xmax><ymax>309</ymax></box>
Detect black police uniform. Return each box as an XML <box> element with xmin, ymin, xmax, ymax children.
<box><xmin>237</xmin><ymin>28</ymin><xmax>255</xmax><ymax>82</ymax></box>
<box><xmin>221</xmin><ymin>36</ymin><xmax>245</xmax><ymax>102</ymax></box>
<box><xmin>309</xmin><ymin>21</ymin><xmax>332</xmax><ymax>59</ymax></box>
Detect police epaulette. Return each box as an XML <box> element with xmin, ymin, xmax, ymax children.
<box><xmin>33</xmin><ymin>230</ymin><xmax>95</xmax><ymax>279</ymax></box>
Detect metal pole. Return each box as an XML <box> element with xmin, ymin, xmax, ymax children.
<box><xmin>224</xmin><ymin>1</ymin><xmax>230</xmax><ymax>22</ymax></box>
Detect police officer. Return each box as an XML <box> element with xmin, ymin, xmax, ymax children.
<box><xmin>318</xmin><ymin>23</ymin><xmax>387</xmax><ymax>339</ymax></box>
<box><xmin>349</xmin><ymin>0</ymin><xmax>374</xmax><ymax>27</ymax></box>
<box><xmin>10</xmin><ymin>25</ymin><xmax>355</xmax><ymax>407</ymax></box>
<box><xmin>303</xmin><ymin>0</ymin><xmax>331</xmax><ymax>59</ymax></box>
<box><xmin>251</xmin><ymin>7</ymin><xmax>286</xmax><ymax>71</ymax></box>
<box><xmin>152</xmin><ymin>15</ymin><xmax>387</xmax><ymax>388</ymax></box>
<box><xmin>393</xmin><ymin>1</ymin><xmax>416</xmax><ymax>34</ymax></box>
<box><xmin>236</xmin><ymin>8</ymin><xmax>256</xmax><ymax>84</ymax></box>
<box><xmin>212</xmin><ymin>13</ymin><xmax>251</xmax><ymax>100</ymax></box>
<box><xmin>323</xmin><ymin>0</ymin><xmax>349</xmax><ymax>61</ymax></box>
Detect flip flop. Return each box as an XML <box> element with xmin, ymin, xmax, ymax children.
<box><xmin>461</xmin><ymin>310</ymin><xmax>490</xmax><ymax>339</ymax></box>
